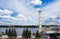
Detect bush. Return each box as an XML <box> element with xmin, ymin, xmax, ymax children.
<box><xmin>22</xmin><ymin>28</ymin><xmax>31</xmax><ymax>38</ymax></box>
<box><xmin>1</xmin><ymin>32</ymin><xmax>5</xmax><ymax>35</ymax></box>
<box><xmin>35</xmin><ymin>30</ymin><xmax>41</xmax><ymax>38</ymax></box>
<box><xmin>33</xmin><ymin>33</ymin><xmax>35</xmax><ymax>36</ymax></box>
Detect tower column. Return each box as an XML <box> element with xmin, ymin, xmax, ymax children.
<box><xmin>37</xmin><ymin>8</ymin><xmax>42</xmax><ymax>33</ymax></box>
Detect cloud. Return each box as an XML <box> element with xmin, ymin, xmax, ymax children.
<box><xmin>0</xmin><ymin>9</ymin><xmax>13</xmax><ymax>16</ymax></box>
<box><xmin>0</xmin><ymin>9</ymin><xmax>13</xmax><ymax>20</ymax></box>
<box><xmin>15</xmin><ymin>14</ymin><xmax>27</xmax><ymax>21</ymax></box>
<box><xmin>0</xmin><ymin>9</ymin><xmax>15</xmax><ymax>25</ymax></box>
<box><xmin>0</xmin><ymin>0</ymin><xmax>60</xmax><ymax>25</ymax></box>
<box><xmin>0</xmin><ymin>0</ymin><xmax>39</xmax><ymax>25</ymax></box>
<box><xmin>0</xmin><ymin>9</ymin><xmax>14</xmax><ymax>23</ymax></box>
<box><xmin>0</xmin><ymin>8</ymin><xmax>38</xmax><ymax>25</ymax></box>
<box><xmin>41</xmin><ymin>0</ymin><xmax>60</xmax><ymax>25</ymax></box>
<box><xmin>29</xmin><ymin>0</ymin><xmax>42</xmax><ymax>5</ymax></box>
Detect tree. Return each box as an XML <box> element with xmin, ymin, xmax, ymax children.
<box><xmin>22</xmin><ymin>28</ymin><xmax>26</xmax><ymax>37</ymax></box>
<box><xmin>5</xmin><ymin>28</ymin><xmax>8</xmax><ymax>35</ymax></box>
<box><xmin>13</xmin><ymin>28</ymin><xmax>17</xmax><ymax>37</ymax></box>
<box><xmin>11</xmin><ymin>28</ymin><xmax>14</xmax><ymax>36</ymax></box>
<box><xmin>8</xmin><ymin>28</ymin><xmax>12</xmax><ymax>37</ymax></box>
<box><xmin>25</xmin><ymin>28</ymin><xmax>28</xmax><ymax>38</ymax></box>
<box><xmin>7</xmin><ymin>28</ymin><xmax>17</xmax><ymax>37</ymax></box>
<box><xmin>28</xmin><ymin>30</ymin><xmax>31</xmax><ymax>38</ymax></box>
<box><xmin>0</xmin><ymin>33</ymin><xmax>2</xmax><ymax>37</ymax></box>
<box><xmin>35</xmin><ymin>30</ymin><xmax>41</xmax><ymax>38</ymax></box>
<box><xmin>22</xmin><ymin>28</ymin><xmax>31</xmax><ymax>38</ymax></box>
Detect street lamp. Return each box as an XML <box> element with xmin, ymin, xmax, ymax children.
<box><xmin>37</xmin><ymin>8</ymin><xmax>42</xmax><ymax>33</ymax></box>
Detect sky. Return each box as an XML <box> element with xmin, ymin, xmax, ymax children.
<box><xmin>0</xmin><ymin>0</ymin><xmax>60</xmax><ymax>25</ymax></box>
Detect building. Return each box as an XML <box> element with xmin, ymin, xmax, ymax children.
<box><xmin>42</xmin><ymin>25</ymin><xmax>60</xmax><ymax>39</ymax></box>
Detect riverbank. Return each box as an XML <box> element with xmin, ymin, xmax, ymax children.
<box><xmin>0</xmin><ymin>35</ymin><xmax>36</xmax><ymax>39</ymax></box>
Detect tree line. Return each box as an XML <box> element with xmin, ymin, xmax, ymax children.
<box><xmin>0</xmin><ymin>28</ymin><xmax>41</xmax><ymax>38</ymax></box>
<box><xmin>0</xmin><ymin>25</ymin><xmax>39</xmax><ymax>28</ymax></box>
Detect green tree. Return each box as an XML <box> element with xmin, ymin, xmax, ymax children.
<box><xmin>25</xmin><ymin>28</ymin><xmax>28</xmax><ymax>38</ymax></box>
<box><xmin>22</xmin><ymin>28</ymin><xmax>31</xmax><ymax>38</ymax></box>
<box><xmin>8</xmin><ymin>28</ymin><xmax>12</xmax><ymax>37</ymax></box>
<box><xmin>0</xmin><ymin>33</ymin><xmax>2</xmax><ymax>37</ymax></box>
<box><xmin>22</xmin><ymin>28</ymin><xmax>26</xmax><ymax>37</ymax></box>
<box><xmin>5</xmin><ymin>28</ymin><xmax>8</xmax><ymax>35</ymax></box>
<box><xmin>28</xmin><ymin>30</ymin><xmax>31</xmax><ymax>38</ymax></box>
<box><xmin>35</xmin><ymin>30</ymin><xmax>41</xmax><ymax>38</ymax></box>
<box><xmin>11</xmin><ymin>28</ymin><xmax>14</xmax><ymax>36</ymax></box>
<box><xmin>13</xmin><ymin>28</ymin><xmax>17</xmax><ymax>37</ymax></box>
<box><xmin>5</xmin><ymin>28</ymin><xmax>17</xmax><ymax>37</ymax></box>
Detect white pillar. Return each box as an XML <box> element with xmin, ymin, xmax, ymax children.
<box><xmin>37</xmin><ymin>8</ymin><xmax>42</xmax><ymax>33</ymax></box>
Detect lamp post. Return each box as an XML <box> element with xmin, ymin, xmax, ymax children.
<box><xmin>37</xmin><ymin>8</ymin><xmax>42</xmax><ymax>33</ymax></box>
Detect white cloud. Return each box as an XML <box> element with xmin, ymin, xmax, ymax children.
<box><xmin>16</xmin><ymin>14</ymin><xmax>27</xmax><ymax>21</ymax></box>
<box><xmin>1</xmin><ymin>0</ymin><xmax>60</xmax><ymax>25</ymax></box>
<box><xmin>41</xmin><ymin>0</ymin><xmax>60</xmax><ymax>25</ymax></box>
<box><xmin>0</xmin><ymin>9</ymin><xmax>18</xmax><ymax>25</ymax></box>
<box><xmin>0</xmin><ymin>9</ymin><xmax>14</xmax><ymax>22</ymax></box>
<box><xmin>7</xmin><ymin>0</ymin><xmax>39</xmax><ymax>25</ymax></box>
<box><xmin>0</xmin><ymin>15</ymin><xmax>11</xmax><ymax>19</ymax></box>
<box><xmin>30</xmin><ymin>0</ymin><xmax>42</xmax><ymax>5</ymax></box>
<box><xmin>0</xmin><ymin>8</ymin><xmax>37</xmax><ymax>25</ymax></box>
<box><xmin>0</xmin><ymin>0</ymin><xmax>40</xmax><ymax>25</ymax></box>
<box><xmin>0</xmin><ymin>9</ymin><xmax>13</xmax><ymax>16</ymax></box>
<box><xmin>3</xmin><ymin>9</ymin><xmax>12</xmax><ymax>15</ymax></box>
<box><xmin>27</xmin><ymin>17</ymin><xmax>33</xmax><ymax>21</ymax></box>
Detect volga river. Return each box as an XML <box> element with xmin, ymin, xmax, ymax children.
<box><xmin>0</xmin><ymin>28</ymin><xmax>38</xmax><ymax>35</ymax></box>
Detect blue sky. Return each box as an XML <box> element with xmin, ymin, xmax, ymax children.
<box><xmin>0</xmin><ymin>0</ymin><xmax>60</xmax><ymax>25</ymax></box>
